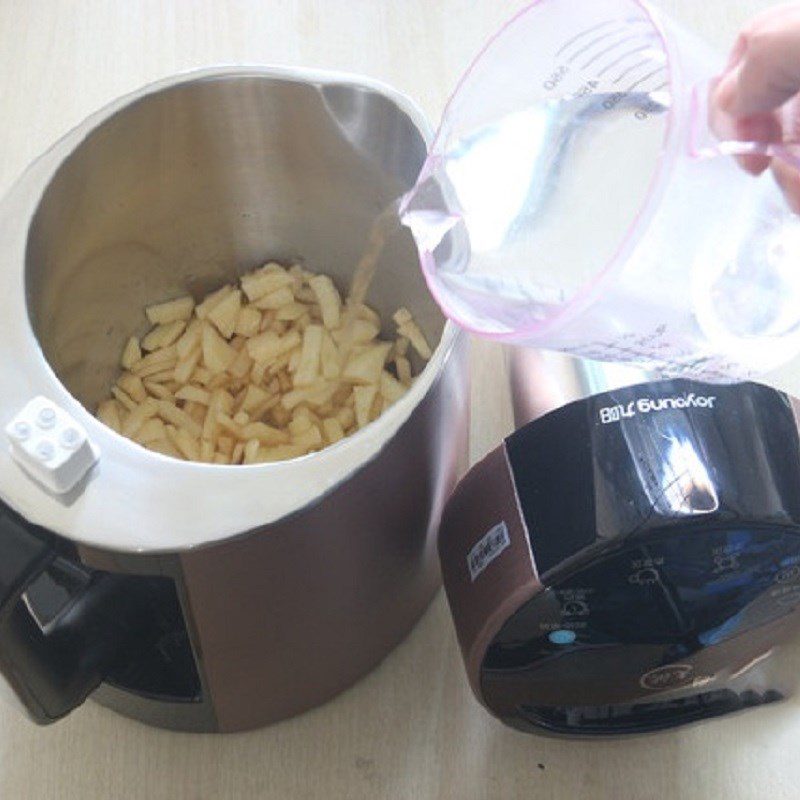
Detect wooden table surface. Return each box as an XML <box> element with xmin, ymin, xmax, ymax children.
<box><xmin>2</xmin><ymin>1</ymin><xmax>799</xmax><ymax>798</ymax></box>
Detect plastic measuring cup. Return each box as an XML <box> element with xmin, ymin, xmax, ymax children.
<box><xmin>401</xmin><ymin>0</ymin><xmax>800</xmax><ymax>381</ymax></box>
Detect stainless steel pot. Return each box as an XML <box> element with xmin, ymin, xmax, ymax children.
<box><xmin>0</xmin><ymin>67</ymin><xmax>468</xmax><ymax>731</ymax></box>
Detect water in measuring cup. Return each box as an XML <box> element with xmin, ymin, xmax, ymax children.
<box><xmin>402</xmin><ymin>87</ymin><xmax>669</xmax><ymax>335</ymax></box>
<box><xmin>691</xmin><ymin>182</ymin><xmax>800</xmax><ymax>351</ymax></box>
<box><xmin>398</xmin><ymin>3</ymin><xmax>674</xmax><ymax>337</ymax></box>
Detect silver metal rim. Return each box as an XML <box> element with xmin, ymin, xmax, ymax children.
<box><xmin>0</xmin><ymin>65</ymin><xmax>460</xmax><ymax>553</ymax></box>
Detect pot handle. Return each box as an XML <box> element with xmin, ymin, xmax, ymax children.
<box><xmin>0</xmin><ymin>497</ymin><xmax>153</xmax><ymax>724</ymax></box>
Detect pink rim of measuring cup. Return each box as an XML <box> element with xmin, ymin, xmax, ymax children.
<box><xmin>405</xmin><ymin>0</ymin><xmax>678</xmax><ymax>344</ymax></box>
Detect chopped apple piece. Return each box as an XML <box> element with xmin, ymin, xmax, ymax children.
<box><xmin>227</xmin><ymin>347</ymin><xmax>253</xmax><ymax>379</ymax></box>
<box><xmin>132</xmin><ymin>345</ymin><xmax>177</xmax><ymax>375</ymax></box>
<box><xmin>146</xmin><ymin>296</ymin><xmax>195</xmax><ymax>325</ymax></box>
<box><xmin>234</xmin><ymin>306</ymin><xmax>262</xmax><ymax>338</ymax></box>
<box><xmin>241</xmin><ymin>267</ymin><xmax>293</xmax><ymax>301</ymax></box>
<box><xmin>246</xmin><ymin>329</ymin><xmax>301</xmax><ymax>364</ymax></box>
<box><xmin>195</xmin><ymin>285</ymin><xmax>233</xmax><ymax>319</ymax></box>
<box><xmin>353</xmin><ymin>385</ymin><xmax>378</xmax><ymax>429</ymax></box>
<box><xmin>175</xmin><ymin>385</ymin><xmax>211</xmax><ymax>405</ymax></box>
<box><xmin>342</xmin><ymin>343</ymin><xmax>392</xmax><ymax>386</ymax></box>
<box><xmin>243</xmin><ymin>438</ymin><xmax>261</xmax><ymax>464</ymax></box>
<box><xmin>333</xmin><ymin>319</ymin><xmax>380</xmax><ymax>345</ymax></box>
<box><xmin>239</xmin><ymin>422</ymin><xmax>290</xmax><ymax>446</ymax></box>
<box><xmin>149</xmin><ymin>437</ymin><xmax>183</xmax><ymax>459</ymax></box>
<box><xmin>143</xmin><ymin>381</ymin><xmax>173</xmax><ymax>400</ymax></box>
<box><xmin>395</xmin><ymin>356</ymin><xmax>412</xmax><ymax>386</ymax></box>
<box><xmin>207</xmin><ymin>289</ymin><xmax>242</xmax><ymax>339</ymax></box>
<box><xmin>174</xmin><ymin>346</ymin><xmax>202</xmax><ymax>385</ymax></box>
<box><xmin>157</xmin><ymin>401</ymin><xmax>202</xmax><ymax>438</ymax></box>
<box><xmin>200</xmin><ymin>438</ymin><xmax>215</xmax><ymax>463</ymax></box>
<box><xmin>308</xmin><ymin>275</ymin><xmax>342</xmax><ymax>329</ymax></box>
<box><xmin>97</xmin><ymin>400</ymin><xmax>122</xmax><ymax>433</ymax></box>
<box><xmin>255</xmin><ymin>443</ymin><xmax>306</xmax><ymax>462</ymax></box>
<box><xmin>294</xmin><ymin>325</ymin><xmax>324</xmax><ymax>388</ymax></box>
<box><xmin>253</xmin><ymin>286</ymin><xmax>295</xmax><ymax>310</ymax></box>
<box><xmin>380</xmin><ymin>370</ymin><xmax>407</xmax><ymax>405</ymax></box>
<box><xmin>394</xmin><ymin>309</ymin><xmax>432</xmax><ymax>360</ymax></box>
<box><xmin>202</xmin><ymin>323</ymin><xmax>237</xmax><ymax>373</ymax></box>
<box><xmin>176</xmin><ymin>320</ymin><xmax>203</xmax><ymax>359</ymax></box>
<box><xmin>134</xmin><ymin>418</ymin><xmax>167</xmax><ymax>445</ymax></box>
<box><xmin>122</xmin><ymin>397</ymin><xmax>159</xmax><ymax>438</ymax></box>
<box><xmin>322</xmin><ymin>417</ymin><xmax>345</xmax><ymax>444</ymax></box>
<box><xmin>111</xmin><ymin>386</ymin><xmax>137</xmax><ymax>412</ymax></box>
<box><xmin>117</xmin><ymin>372</ymin><xmax>147</xmax><ymax>403</ymax></box>
<box><xmin>240</xmin><ymin>385</ymin><xmax>269</xmax><ymax>413</ymax></box>
<box><xmin>141</xmin><ymin>320</ymin><xmax>186</xmax><ymax>352</ymax></box>
<box><xmin>121</xmin><ymin>337</ymin><xmax>142</xmax><ymax>370</ymax></box>
<box><xmin>276</xmin><ymin>303</ymin><xmax>308</xmax><ymax>322</ymax></box>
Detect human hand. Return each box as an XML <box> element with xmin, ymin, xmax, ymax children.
<box><xmin>712</xmin><ymin>2</ymin><xmax>800</xmax><ymax>212</ymax></box>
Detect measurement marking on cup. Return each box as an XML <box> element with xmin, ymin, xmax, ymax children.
<box><xmin>596</xmin><ymin>44</ymin><xmax>652</xmax><ymax>77</ymax></box>
<box><xmin>556</xmin><ymin>20</ymin><xmax>616</xmax><ymax>57</ymax></box>
<box><xmin>567</xmin><ymin>29</ymin><xmax>627</xmax><ymax>64</ymax></box>
<box><xmin>613</xmin><ymin>57</ymin><xmax>652</xmax><ymax>85</ymax></box>
<box><xmin>581</xmin><ymin>34</ymin><xmax>647</xmax><ymax>70</ymax></box>
<box><xmin>627</xmin><ymin>66</ymin><xmax>668</xmax><ymax>93</ymax></box>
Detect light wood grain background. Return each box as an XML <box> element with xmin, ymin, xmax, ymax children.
<box><xmin>1</xmin><ymin>1</ymin><xmax>799</xmax><ymax>798</ymax></box>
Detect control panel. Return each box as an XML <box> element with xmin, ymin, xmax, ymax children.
<box><xmin>481</xmin><ymin>527</ymin><xmax>800</xmax><ymax>734</ymax></box>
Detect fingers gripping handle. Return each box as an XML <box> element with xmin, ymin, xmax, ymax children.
<box><xmin>689</xmin><ymin>79</ymin><xmax>800</xmax><ymax>171</ymax></box>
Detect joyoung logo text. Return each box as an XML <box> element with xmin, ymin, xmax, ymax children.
<box><xmin>599</xmin><ymin>393</ymin><xmax>717</xmax><ymax>425</ymax></box>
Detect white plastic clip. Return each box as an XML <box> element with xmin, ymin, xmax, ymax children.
<box><xmin>5</xmin><ymin>397</ymin><xmax>99</xmax><ymax>494</ymax></box>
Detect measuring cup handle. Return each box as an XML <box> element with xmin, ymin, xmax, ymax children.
<box><xmin>688</xmin><ymin>79</ymin><xmax>800</xmax><ymax>171</ymax></box>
